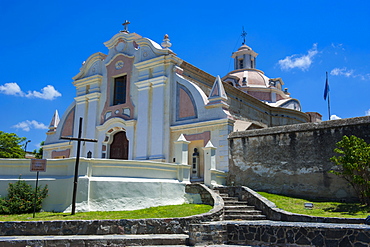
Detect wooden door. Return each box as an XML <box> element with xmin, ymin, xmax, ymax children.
<box><xmin>110</xmin><ymin>131</ymin><xmax>129</xmax><ymax>160</ymax></box>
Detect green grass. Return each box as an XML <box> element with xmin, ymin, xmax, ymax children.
<box><xmin>0</xmin><ymin>204</ymin><xmax>212</xmax><ymax>222</ymax></box>
<box><xmin>258</xmin><ymin>192</ymin><xmax>370</xmax><ymax>218</ymax></box>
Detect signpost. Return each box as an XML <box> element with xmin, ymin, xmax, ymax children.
<box><xmin>61</xmin><ymin>117</ymin><xmax>97</xmax><ymax>215</ymax></box>
<box><xmin>30</xmin><ymin>159</ymin><xmax>47</xmax><ymax>218</ymax></box>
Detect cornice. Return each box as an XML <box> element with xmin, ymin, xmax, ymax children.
<box><xmin>74</xmin><ymin>92</ymin><xmax>101</xmax><ymax>103</ymax></box>
<box><xmin>73</xmin><ymin>75</ymin><xmax>103</xmax><ymax>87</ymax></box>
<box><xmin>170</xmin><ymin>118</ymin><xmax>235</xmax><ymax>132</ymax></box>
<box><xmin>134</xmin><ymin>54</ymin><xmax>182</xmax><ymax>70</ymax></box>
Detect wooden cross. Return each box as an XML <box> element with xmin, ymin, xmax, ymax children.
<box><xmin>61</xmin><ymin>117</ymin><xmax>97</xmax><ymax>215</ymax></box>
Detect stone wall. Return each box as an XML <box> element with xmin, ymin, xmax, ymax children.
<box><xmin>228</xmin><ymin>116</ymin><xmax>370</xmax><ymax>201</ymax></box>
<box><xmin>189</xmin><ymin>221</ymin><xmax>370</xmax><ymax>246</ymax></box>
<box><xmin>0</xmin><ymin>184</ymin><xmax>223</xmax><ymax>236</ymax></box>
<box><xmin>222</xmin><ymin>186</ymin><xmax>365</xmax><ymax>224</ymax></box>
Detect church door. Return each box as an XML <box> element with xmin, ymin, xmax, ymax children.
<box><xmin>110</xmin><ymin>131</ymin><xmax>129</xmax><ymax>160</ymax></box>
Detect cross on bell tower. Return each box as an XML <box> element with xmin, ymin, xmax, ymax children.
<box><xmin>241</xmin><ymin>26</ymin><xmax>247</xmax><ymax>45</ymax></box>
<box><xmin>121</xmin><ymin>20</ymin><xmax>131</xmax><ymax>33</ymax></box>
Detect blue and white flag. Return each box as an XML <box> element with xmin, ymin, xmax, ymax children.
<box><xmin>324</xmin><ymin>72</ymin><xmax>329</xmax><ymax>100</ymax></box>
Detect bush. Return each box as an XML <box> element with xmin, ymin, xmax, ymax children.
<box><xmin>0</xmin><ymin>178</ymin><xmax>48</xmax><ymax>214</ymax></box>
<box><xmin>0</xmin><ymin>197</ymin><xmax>9</xmax><ymax>214</ymax></box>
<box><xmin>330</xmin><ymin>135</ymin><xmax>370</xmax><ymax>206</ymax></box>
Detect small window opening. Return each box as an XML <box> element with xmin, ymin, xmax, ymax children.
<box><xmin>113</xmin><ymin>75</ymin><xmax>127</xmax><ymax>105</ymax></box>
<box><xmin>239</xmin><ymin>59</ymin><xmax>244</xmax><ymax>69</ymax></box>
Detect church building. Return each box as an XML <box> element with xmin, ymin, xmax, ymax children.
<box><xmin>43</xmin><ymin>22</ymin><xmax>313</xmax><ymax>181</ymax></box>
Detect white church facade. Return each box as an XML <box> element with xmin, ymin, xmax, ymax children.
<box><xmin>43</xmin><ymin>23</ymin><xmax>312</xmax><ymax>182</ymax></box>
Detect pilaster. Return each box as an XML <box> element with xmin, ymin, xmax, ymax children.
<box><xmin>134</xmin><ymin>80</ymin><xmax>150</xmax><ymax>159</ymax></box>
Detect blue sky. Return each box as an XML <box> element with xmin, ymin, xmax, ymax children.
<box><xmin>1</xmin><ymin>0</ymin><xmax>369</xmax><ymax>151</ymax></box>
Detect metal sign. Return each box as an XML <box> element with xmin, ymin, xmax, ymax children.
<box><xmin>30</xmin><ymin>159</ymin><xmax>47</xmax><ymax>172</ymax></box>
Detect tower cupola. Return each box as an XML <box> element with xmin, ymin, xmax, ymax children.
<box><xmin>231</xmin><ymin>28</ymin><xmax>258</xmax><ymax>70</ymax></box>
<box><xmin>232</xmin><ymin>44</ymin><xmax>258</xmax><ymax>70</ymax></box>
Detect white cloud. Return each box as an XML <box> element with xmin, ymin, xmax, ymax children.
<box><xmin>12</xmin><ymin>120</ymin><xmax>48</xmax><ymax>132</ymax></box>
<box><xmin>331</xmin><ymin>43</ymin><xmax>345</xmax><ymax>51</ymax></box>
<box><xmin>330</xmin><ymin>67</ymin><xmax>370</xmax><ymax>80</ymax></box>
<box><xmin>278</xmin><ymin>44</ymin><xmax>318</xmax><ymax>71</ymax></box>
<box><xmin>330</xmin><ymin>67</ymin><xmax>354</xmax><ymax>77</ymax></box>
<box><xmin>0</xmin><ymin>82</ymin><xmax>61</xmax><ymax>100</ymax></box>
<box><xmin>26</xmin><ymin>85</ymin><xmax>62</xmax><ymax>100</ymax></box>
<box><xmin>366</xmin><ymin>109</ymin><xmax>370</xmax><ymax>116</ymax></box>
<box><xmin>0</xmin><ymin>82</ymin><xmax>25</xmax><ymax>96</ymax></box>
<box><xmin>330</xmin><ymin>115</ymin><xmax>341</xmax><ymax>120</ymax></box>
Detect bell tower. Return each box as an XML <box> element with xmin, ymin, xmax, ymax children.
<box><xmin>232</xmin><ymin>28</ymin><xmax>258</xmax><ymax>70</ymax></box>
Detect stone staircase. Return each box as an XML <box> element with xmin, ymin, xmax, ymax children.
<box><xmin>0</xmin><ymin>184</ymin><xmax>271</xmax><ymax>246</ymax></box>
<box><xmin>215</xmin><ymin>187</ymin><xmax>267</xmax><ymax>221</ymax></box>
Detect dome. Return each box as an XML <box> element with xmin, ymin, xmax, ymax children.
<box><xmin>238</xmin><ymin>44</ymin><xmax>253</xmax><ymax>51</ymax></box>
<box><xmin>231</xmin><ymin>44</ymin><xmax>258</xmax><ymax>60</ymax></box>
<box><xmin>224</xmin><ymin>69</ymin><xmax>270</xmax><ymax>88</ymax></box>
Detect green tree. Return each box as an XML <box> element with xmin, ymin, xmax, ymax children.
<box><xmin>33</xmin><ymin>141</ymin><xmax>44</xmax><ymax>159</ymax></box>
<box><xmin>0</xmin><ymin>131</ymin><xmax>26</xmax><ymax>158</ymax></box>
<box><xmin>330</xmin><ymin>135</ymin><xmax>370</xmax><ymax>206</ymax></box>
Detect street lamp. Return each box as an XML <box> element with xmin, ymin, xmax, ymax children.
<box><xmin>24</xmin><ymin>140</ymin><xmax>31</xmax><ymax>152</ymax></box>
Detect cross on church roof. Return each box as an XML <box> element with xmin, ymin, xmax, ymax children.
<box><xmin>241</xmin><ymin>26</ymin><xmax>247</xmax><ymax>45</ymax></box>
<box><xmin>121</xmin><ymin>20</ymin><xmax>131</xmax><ymax>33</ymax></box>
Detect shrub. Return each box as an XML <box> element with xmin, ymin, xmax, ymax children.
<box><xmin>0</xmin><ymin>197</ymin><xmax>9</xmax><ymax>214</ymax></box>
<box><xmin>0</xmin><ymin>178</ymin><xmax>48</xmax><ymax>214</ymax></box>
<box><xmin>330</xmin><ymin>135</ymin><xmax>370</xmax><ymax>206</ymax></box>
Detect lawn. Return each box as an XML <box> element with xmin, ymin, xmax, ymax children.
<box><xmin>0</xmin><ymin>204</ymin><xmax>213</xmax><ymax>222</ymax></box>
<box><xmin>258</xmin><ymin>191</ymin><xmax>370</xmax><ymax>218</ymax></box>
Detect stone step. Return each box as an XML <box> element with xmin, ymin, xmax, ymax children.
<box><xmin>224</xmin><ymin>209</ymin><xmax>263</xmax><ymax>215</ymax></box>
<box><xmin>214</xmin><ymin>187</ymin><xmax>229</xmax><ymax>193</ymax></box>
<box><xmin>222</xmin><ymin>197</ymin><xmax>239</xmax><ymax>202</ymax></box>
<box><xmin>223</xmin><ymin>214</ymin><xmax>267</xmax><ymax>220</ymax></box>
<box><xmin>224</xmin><ymin>201</ymin><xmax>250</xmax><ymax>205</ymax></box>
<box><xmin>0</xmin><ymin>234</ymin><xmax>189</xmax><ymax>247</ymax></box>
<box><xmin>224</xmin><ymin>205</ymin><xmax>255</xmax><ymax>210</ymax></box>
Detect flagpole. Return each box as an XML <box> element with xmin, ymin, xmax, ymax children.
<box><xmin>324</xmin><ymin>71</ymin><xmax>331</xmax><ymax>120</ymax></box>
<box><xmin>327</xmin><ymin>85</ymin><xmax>331</xmax><ymax>120</ymax></box>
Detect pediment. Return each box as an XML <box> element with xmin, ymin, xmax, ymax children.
<box><xmin>73</xmin><ymin>52</ymin><xmax>106</xmax><ymax>81</ymax></box>
<box><xmin>104</xmin><ymin>32</ymin><xmax>172</xmax><ymax>64</ymax></box>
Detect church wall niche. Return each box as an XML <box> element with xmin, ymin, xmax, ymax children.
<box><xmin>51</xmin><ymin>149</ymin><xmax>70</xmax><ymax>159</ymax></box>
<box><xmin>176</xmin><ymin>83</ymin><xmax>197</xmax><ymax>121</ymax></box>
<box><xmin>61</xmin><ymin>107</ymin><xmax>75</xmax><ymax>137</ymax></box>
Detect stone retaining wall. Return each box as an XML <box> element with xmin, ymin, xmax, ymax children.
<box><xmin>189</xmin><ymin>220</ymin><xmax>370</xmax><ymax>246</ymax></box>
<box><xmin>0</xmin><ymin>184</ymin><xmax>223</xmax><ymax>236</ymax></box>
<box><xmin>228</xmin><ymin>116</ymin><xmax>370</xmax><ymax>201</ymax></box>
<box><xmin>224</xmin><ymin>186</ymin><xmax>365</xmax><ymax>224</ymax></box>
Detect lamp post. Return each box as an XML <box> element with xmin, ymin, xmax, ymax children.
<box><xmin>24</xmin><ymin>140</ymin><xmax>31</xmax><ymax>152</ymax></box>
